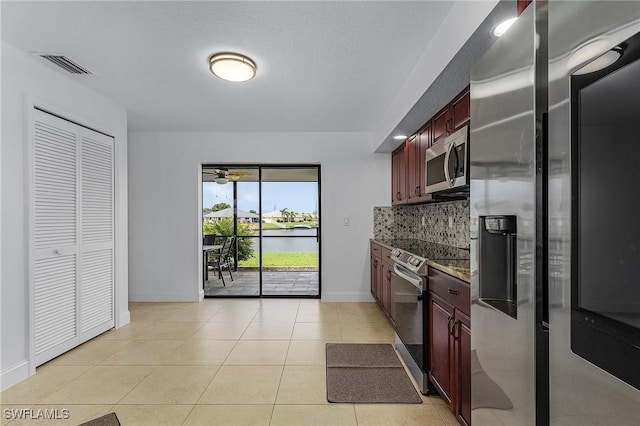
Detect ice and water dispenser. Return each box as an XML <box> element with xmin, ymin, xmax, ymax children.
<box><xmin>479</xmin><ymin>215</ymin><xmax>518</xmax><ymax>319</ymax></box>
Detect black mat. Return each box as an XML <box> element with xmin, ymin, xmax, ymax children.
<box><xmin>326</xmin><ymin>343</ymin><xmax>422</xmax><ymax>404</ymax></box>
<box><xmin>78</xmin><ymin>412</ymin><xmax>121</xmax><ymax>426</ymax></box>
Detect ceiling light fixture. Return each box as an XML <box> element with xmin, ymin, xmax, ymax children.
<box><xmin>393</xmin><ymin>135</ymin><xmax>408</xmax><ymax>140</ymax></box>
<box><xmin>209</xmin><ymin>52</ymin><xmax>257</xmax><ymax>82</ymax></box>
<box><xmin>572</xmin><ymin>47</ymin><xmax>622</xmax><ymax>75</ymax></box>
<box><xmin>214</xmin><ymin>177</ymin><xmax>229</xmax><ymax>185</ymax></box>
<box><xmin>493</xmin><ymin>17</ymin><xmax>518</xmax><ymax>37</ymax></box>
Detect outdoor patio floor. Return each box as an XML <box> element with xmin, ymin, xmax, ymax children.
<box><xmin>204</xmin><ymin>269</ymin><xmax>319</xmax><ymax>297</ymax></box>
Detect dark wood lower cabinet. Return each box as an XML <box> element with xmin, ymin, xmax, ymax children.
<box><xmin>428</xmin><ymin>268</ymin><xmax>471</xmax><ymax>426</ymax></box>
<box><xmin>370</xmin><ymin>254</ymin><xmax>379</xmax><ymax>302</ymax></box>
<box><xmin>381</xmin><ymin>262</ymin><xmax>393</xmax><ymax>317</ymax></box>
<box><xmin>370</xmin><ymin>242</ymin><xmax>394</xmax><ymax>322</ymax></box>
<box><xmin>455</xmin><ymin>310</ymin><xmax>471</xmax><ymax>426</ymax></box>
<box><xmin>429</xmin><ymin>293</ymin><xmax>454</xmax><ymax>405</ymax></box>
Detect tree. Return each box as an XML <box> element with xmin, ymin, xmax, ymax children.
<box><xmin>203</xmin><ymin>217</ymin><xmax>255</xmax><ymax>262</ymax></box>
<box><xmin>279</xmin><ymin>208</ymin><xmax>288</xmax><ymax>223</ymax></box>
<box><xmin>212</xmin><ymin>202</ymin><xmax>231</xmax><ymax>212</ymax></box>
<box><xmin>289</xmin><ymin>211</ymin><xmax>298</xmax><ymax>222</ymax></box>
<box><xmin>249</xmin><ymin>209</ymin><xmax>257</xmax><ymax>214</ymax></box>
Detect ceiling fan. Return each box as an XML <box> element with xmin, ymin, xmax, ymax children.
<box><xmin>204</xmin><ymin>168</ymin><xmax>254</xmax><ymax>184</ymax></box>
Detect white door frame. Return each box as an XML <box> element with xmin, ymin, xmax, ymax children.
<box><xmin>25</xmin><ymin>97</ymin><xmax>120</xmax><ymax>373</ymax></box>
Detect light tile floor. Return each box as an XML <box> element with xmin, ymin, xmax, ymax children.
<box><xmin>0</xmin><ymin>299</ymin><xmax>457</xmax><ymax>425</ymax></box>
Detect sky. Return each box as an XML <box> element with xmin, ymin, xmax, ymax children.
<box><xmin>203</xmin><ymin>181</ymin><xmax>318</xmax><ymax>214</ymax></box>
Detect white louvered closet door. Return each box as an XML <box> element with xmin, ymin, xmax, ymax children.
<box><xmin>32</xmin><ymin>109</ymin><xmax>115</xmax><ymax>366</ymax></box>
<box><xmin>78</xmin><ymin>128</ymin><xmax>114</xmax><ymax>342</ymax></box>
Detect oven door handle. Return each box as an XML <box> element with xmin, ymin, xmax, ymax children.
<box><xmin>393</xmin><ymin>264</ymin><xmax>423</xmax><ymax>290</ymax></box>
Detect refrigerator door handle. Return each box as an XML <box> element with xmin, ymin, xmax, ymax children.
<box><xmin>541</xmin><ymin>111</ymin><xmax>550</xmax><ymax>331</ymax></box>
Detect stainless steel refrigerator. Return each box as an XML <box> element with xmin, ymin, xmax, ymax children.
<box><xmin>469</xmin><ymin>1</ymin><xmax>640</xmax><ymax>425</ymax></box>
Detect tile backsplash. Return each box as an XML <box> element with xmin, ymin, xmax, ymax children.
<box><xmin>374</xmin><ymin>200</ymin><xmax>469</xmax><ymax>248</ymax></box>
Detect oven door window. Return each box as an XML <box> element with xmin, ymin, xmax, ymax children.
<box><xmin>393</xmin><ymin>268</ymin><xmax>426</xmax><ymax>371</ymax></box>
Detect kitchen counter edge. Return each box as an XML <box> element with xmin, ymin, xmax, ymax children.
<box><xmin>370</xmin><ymin>238</ymin><xmax>470</xmax><ymax>283</ymax></box>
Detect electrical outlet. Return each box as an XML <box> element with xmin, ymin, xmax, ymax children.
<box><xmin>448</xmin><ymin>216</ymin><xmax>454</xmax><ymax>228</ymax></box>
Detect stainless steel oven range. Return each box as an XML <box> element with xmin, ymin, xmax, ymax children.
<box><xmin>390</xmin><ymin>247</ymin><xmax>434</xmax><ymax>395</ymax></box>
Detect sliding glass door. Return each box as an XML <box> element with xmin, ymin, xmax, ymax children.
<box><xmin>261</xmin><ymin>167</ymin><xmax>319</xmax><ymax>296</ymax></box>
<box><xmin>202</xmin><ymin>165</ymin><xmax>320</xmax><ymax>298</ymax></box>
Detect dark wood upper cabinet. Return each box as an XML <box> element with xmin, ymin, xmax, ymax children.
<box><xmin>432</xmin><ymin>106</ymin><xmax>451</xmax><ymax>144</ymax></box>
<box><xmin>431</xmin><ymin>86</ymin><xmax>470</xmax><ymax>145</ymax></box>
<box><xmin>406</xmin><ymin>135</ymin><xmax>420</xmax><ymax>201</ymax></box>
<box><xmin>389</xmin><ymin>86</ymin><xmax>469</xmax><ymax>205</ymax></box>
<box><xmin>417</xmin><ymin>122</ymin><xmax>432</xmax><ymax>201</ymax></box>
<box><xmin>391</xmin><ymin>144</ymin><xmax>407</xmax><ymax>205</ymax></box>
<box><xmin>451</xmin><ymin>88</ymin><xmax>470</xmax><ymax>131</ymax></box>
<box><xmin>517</xmin><ymin>0</ymin><xmax>532</xmax><ymax>15</ymax></box>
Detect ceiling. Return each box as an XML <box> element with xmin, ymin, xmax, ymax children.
<box><xmin>1</xmin><ymin>1</ymin><xmax>457</xmax><ymax>133</ymax></box>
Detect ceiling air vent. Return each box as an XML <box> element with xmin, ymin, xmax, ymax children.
<box><xmin>40</xmin><ymin>55</ymin><xmax>91</xmax><ymax>74</ymax></box>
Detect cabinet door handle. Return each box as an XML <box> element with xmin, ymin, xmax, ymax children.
<box><xmin>374</xmin><ymin>260</ymin><xmax>378</xmax><ymax>267</ymax></box>
<box><xmin>396</xmin><ymin>191</ymin><xmax>401</xmax><ymax>201</ymax></box>
<box><xmin>447</xmin><ymin>317</ymin><xmax>455</xmax><ymax>336</ymax></box>
<box><xmin>448</xmin><ymin>288</ymin><xmax>459</xmax><ymax>296</ymax></box>
<box><xmin>453</xmin><ymin>320</ymin><xmax>461</xmax><ymax>339</ymax></box>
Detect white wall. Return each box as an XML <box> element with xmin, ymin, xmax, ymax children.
<box><xmin>373</xmin><ymin>0</ymin><xmax>499</xmax><ymax>150</ymax></box>
<box><xmin>0</xmin><ymin>41</ymin><xmax>129</xmax><ymax>390</ymax></box>
<box><xmin>128</xmin><ymin>131</ymin><xmax>390</xmax><ymax>302</ymax></box>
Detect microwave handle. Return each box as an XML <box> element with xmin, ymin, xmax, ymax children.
<box><xmin>452</xmin><ymin>144</ymin><xmax>460</xmax><ymax>183</ymax></box>
<box><xmin>444</xmin><ymin>142</ymin><xmax>453</xmax><ymax>186</ymax></box>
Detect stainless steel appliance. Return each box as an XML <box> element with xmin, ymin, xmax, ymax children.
<box><xmin>391</xmin><ymin>247</ymin><xmax>430</xmax><ymax>394</ymax></box>
<box><xmin>391</xmin><ymin>241</ymin><xmax>471</xmax><ymax>396</ymax></box>
<box><xmin>470</xmin><ymin>2</ymin><xmax>640</xmax><ymax>425</ymax></box>
<box><xmin>570</xmin><ymin>30</ymin><xmax>640</xmax><ymax>390</ymax></box>
<box><xmin>425</xmin><ymin>125</ymin><xmax>469</xmax><ymax>194</ymax></box>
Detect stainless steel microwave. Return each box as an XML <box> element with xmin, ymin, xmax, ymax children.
<box><xmin>425</xmin><ymin>125</ymin><xmax>469</xmax><ymax>194</ymax></box>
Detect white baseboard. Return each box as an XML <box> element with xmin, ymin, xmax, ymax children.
<box><xmin>128</xmin><ymin>292</ymin><xmax>202</xmax><ymax>302</ymax></box>
<box><xmin>0</xmin><ymin>360</ymin><xmax>30</xmax><ymax>392</ymax></box>
<box><xmin>198</xmin><ymin>289</ymin><xmax>204</xmax><ymax>301</ymax></box>
<box><xmin>117</xmin><ymin>310</ymin><xmax>130</xmax><ymax>328</ymax></box>
<box><xmin>321</xmin><ymin>292</ymin><xmax>376</xmax><ymax>302</ymax></box>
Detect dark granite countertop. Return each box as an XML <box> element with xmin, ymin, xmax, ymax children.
<box><xmin>371</xmin><ymin>238</ymin><xmax>471</xmax><ymax>283</ymax></box>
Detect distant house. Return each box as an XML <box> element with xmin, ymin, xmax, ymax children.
<box><xmin>203</xmin><ymin>207</ymin><xmax>259</xmax><ymax>223</ymax></box>
<box><xmin>261</xmin><ymin>210</ymin><xmax>282</xmax><ymax>223</ymax></box>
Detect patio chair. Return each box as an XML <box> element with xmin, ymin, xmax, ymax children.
<box><xmin>209</xmin><ymin>235</ymin><xmax>235</xmax><ymax>286</ymax></box>
<box><xmin>203</xmin><ymin>234</ymin><xmax>218</xmax><ymax>245</ymax></box>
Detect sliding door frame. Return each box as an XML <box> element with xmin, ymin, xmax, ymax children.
<box><xmin>201</xmin><ymin>163</ymin><xmax>321</xmax><ymax>299</ymax></box>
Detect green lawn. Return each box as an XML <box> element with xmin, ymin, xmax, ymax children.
<box><xmin>239</xmin><ymin>251</ymin><xmax>318</xmax><ymax>267</ymax></box>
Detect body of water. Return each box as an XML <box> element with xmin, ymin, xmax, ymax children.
<box><xmin>240</xmin><ymin>228</ymin><xmax>318</xmax><ymax>252</ymax></box>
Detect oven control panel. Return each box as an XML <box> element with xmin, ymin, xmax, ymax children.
<box><xmin>391</xmin><ymin>248</ymin><xmax>428</xmax><ymax>275</ymax></box>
